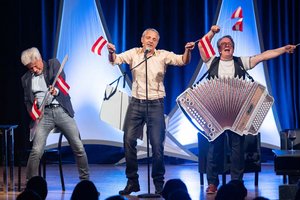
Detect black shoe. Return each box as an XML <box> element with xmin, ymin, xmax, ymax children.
<box><xmin>155</xmin><ymin>186</ymin><xmax>163</xmax><ymax>196</ymax></box>
<box><xmin>154</xmin><ymin>181</ymin><xmax>164</xmax><ymax>196</ymax></box>
<box><xmin>155</xmin><ymin>190</ymin><xmax>162</xmax><ymax>196</ymax></box>
<box><xmin>119</xmin><ymin>183</ymin><xmax>140</xmax><ymax>195</ymax></box>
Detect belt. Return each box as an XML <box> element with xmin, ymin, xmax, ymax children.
<box><xmin>45</xmin><ymin>104</ymin><xmax>60</xmax><ymax>109</ymax></box>
<box><xmin>131</xmin><ymin>97</ymin><xmax>164</xmax><ymax>104</ymax></box>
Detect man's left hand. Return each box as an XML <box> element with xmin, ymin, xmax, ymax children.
<box><xmin>285</xmin><ymin>44</ymin><xmax>296</xmax><ymax>53</ymax></box>
<box><xmin>49</xmin><ymin>86</ymin><xmax>58</xmax><ymax>96</ymax></box>
<box><xmin>185</xmin><ymin>42</ymin><xmax>195</xmax><ymax>51</ymax></box>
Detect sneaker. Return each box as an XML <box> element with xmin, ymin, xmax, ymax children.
<box><xmin>206</xmin><ymin>184</ymin><xmax>217</xmax><ymax>194</ymax></box>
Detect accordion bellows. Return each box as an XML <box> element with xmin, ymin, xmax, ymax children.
<box><xmin>177</xmin><ymin>77</ymin><xmax>274</xmax><ymax>142</ymax></box>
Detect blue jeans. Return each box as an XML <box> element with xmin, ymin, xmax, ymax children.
<box><xmin>123</xmin><ymin>98</ymin><xmax>166</xmax><ymax>188</ymax></box>
<box><xmin>206</xmin><ymin>130</ymin><xmax>245</xmax><ymax>186</ymax></box>
<box><xmin>26</xmin><ymin>106</ymin><xmax>89</xmax><ymax>180</ymax></box>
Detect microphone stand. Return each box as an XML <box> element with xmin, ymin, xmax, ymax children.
<box><xmin>105</xmin><ymin>52</ymin><xmax>158</xmax><ymax>197</ymax></box>
<box><xmin>104</xmin><ymin>55</ymin><xmax>154</xmax><ymax>100</ymax></box>
<box><xmin>138</xmin><ymin>51</ymin><xmax>161</xmax><ymax>198</ymax></box>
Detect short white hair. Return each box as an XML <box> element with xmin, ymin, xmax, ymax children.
<box><xmin>21</xmin><ymin>47</ymin><xmax>42</xmax><ymax>66</ymax></box>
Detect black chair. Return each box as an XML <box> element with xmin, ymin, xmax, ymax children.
<box><xmin>198</xmin><ymin>132</ymin><xmax>261</xmax><ymax>186</ymax></box>
<box><xmin>18</xmin><ymin>131</ymin><xmax>65</xmax><ymax>191</ymax></box>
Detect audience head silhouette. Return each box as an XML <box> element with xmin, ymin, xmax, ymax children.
<box><xmin>228</xmin><ymin>180</ymin><xmax>247</xmax><ymax>199</ymax></box>
<box><xmin>105</xmin><ymin>195</ymin><xmax>128</xmax><ymax>200</ymax></box>
<box><xmin>71</xmin><ymin>180</ymin><xmax>99</xmax><ymax>200</ymax></box>
<box><xmin>252</xmin><ymin>197</ymin><xmax>269</xmax><ymax>200</ymax></box>
<box><xmin>294</xmin><ymin>180</ymin><xmax>300</xmax><ymax>200</ymax></box>
<box><xmin>168</xmin><ymin>189</ymin><xmax>191</xmax><ymax>200</ymax></box>
<box><xmin>25</xmin><ymin>176</ymin><xmax>48</xmax><ymax>200</ymax></box>
<box><xmin>17</xmin><ymin>190</ymin><xmax>42</xmax><ymax>200</ymax></box>
<box><xmin>215</xmin><ymin>180</ymin><xmax>247</xmax><ymax>200</ymax></box>
<box><xmin>161</xmin><ymin>179</ymin><xmax>189</xmax><ymax>199</ymax></box>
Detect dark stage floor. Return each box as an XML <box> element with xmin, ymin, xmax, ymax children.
<box><xmin>0</xmin><ymin>163</ymin><xmax>294</xmax><ymax>199</ymax></box>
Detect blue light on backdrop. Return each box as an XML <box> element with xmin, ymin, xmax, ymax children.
<box><xmin>46</xmin><ymin>0</ymin><xmax>285</xmax><ymax>160</ymax></box>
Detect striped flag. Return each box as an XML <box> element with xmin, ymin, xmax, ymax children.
<box><xmin>91</xmin><ymin>36</ymin><xmax>107</xmax><ymax>55</ymax></box>
<box><xmin>231</xmin><ymin>6</ymin><xmax>243</xmax><ymax>19</ymax></box>
<box><xmin>199</xmin><ymin>36</ymin><xmax>216</xmax><ymax>59</ymax></box>
<box><xmin>56</xmin><ymin>75</ymin><xmax>70</xmax><ymax>95</ymax></box>
<box><xmin>232</xmin><ymin>18</ymin><xmax>243</xmax><ymax>31</ymax></box>
<box><xmin>30</xmin><ymin>99</ymin><xmax>41</xmax><ymax>121</ymax></box>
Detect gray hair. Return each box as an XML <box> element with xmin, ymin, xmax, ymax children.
<box><xmin>217</xmin><ymin>35</ymin><xmax>235</xmax><ymax>49</ymax></box>
<box><xmin>142</xmin><ymin>28</ymin><xmax>160</xmax><ymax>40</ymax></box>
<box><xmin>21</xmin><ymin>47</ymin><xmax>42</xmax><ymax>66</ymax></box>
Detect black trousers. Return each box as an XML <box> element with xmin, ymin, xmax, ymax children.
<box><xmin>206</xmin><ymin>130</ymin><xmax>245</xmax><ymax>186</ymax></box>
<box><xmin>123</xmin><ymin>98</ymin><xmax>166</xmax><ymax>189</ymax></box>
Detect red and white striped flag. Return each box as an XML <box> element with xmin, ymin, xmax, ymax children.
<box><xmin>231</xmin><ymin>6</ymin><xmax>243</xmax><ymax>19</ymax></box>
<box><xmin>30</xmin><ymin>99</ymin><xmax>41</xmax><ymax>121</ymax></box>
<box><xmin>199</xmin><ymin>36</ymin><xmax>216</xmax><ymax>59</ymax></box>
<box><xmin>232</xmin><ymin>18</ymin><xmax>243</xmax><ymax>31</ymax></box>
<box><xmin>56</xmin><ymin>75</ymin><xmax>70</xmax><ymax>95</ymax></box>
<box><xmin>91</xmin><ymin>36</ymin><xmax>107</xmax><ymax>56</ymax></box>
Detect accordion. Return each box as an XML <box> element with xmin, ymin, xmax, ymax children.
<box><xmin>177</xmin><ymin>77</ymin><xmax>274</xmax><ymax>142</ymax></box>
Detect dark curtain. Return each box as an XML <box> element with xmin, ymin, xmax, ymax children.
<box><xmin>100</xmin><ymin>0</ymin><xmax>219</xmax><ymax>113</ymax></box>
<box><xmin>1</xmin><ymin>0</ymin><xmax>60</xmax><ymax>151</ymax></box>
<box><xmin>0</xmin><ymin>0</ymin><xmax>299</xmax><ymax>154</ymax></box>
<box><xmin>256</xmin><ymin>0</ymin><xmax>300</xmax><ymax>130</ymax></box>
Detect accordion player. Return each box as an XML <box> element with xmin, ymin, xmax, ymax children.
<box><xmin>177</xmin><ymin>77</ymin><xmax>274</xmax><ymax>142</ymax></box>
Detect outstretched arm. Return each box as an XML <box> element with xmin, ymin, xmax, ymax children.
<box><xmin>250</xmin><ymin>45</ymin><xmax>296</xmax><ymax>68</ymax></box>
<box><xmin>198</xmin><ymin>25</ymin><xmax>220</xmax><ymax>63</ymax></box>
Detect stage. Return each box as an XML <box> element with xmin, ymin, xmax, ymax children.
<box><xmin>0</xmin><ymin>162</ymin><xmax>288</xmax><ymax>200</ymax></box>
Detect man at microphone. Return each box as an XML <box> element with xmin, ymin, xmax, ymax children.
<box><xmin>107</xmin><ymin>28</ymin><xmax>195</xmax><ymax>195</ymax></box>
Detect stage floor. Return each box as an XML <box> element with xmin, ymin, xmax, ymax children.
<box><xmin>0</xmin><ymin>163</ymin><xmax>286</xmax><ymax>199</ymax></box>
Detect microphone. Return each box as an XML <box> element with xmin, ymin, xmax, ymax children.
<box><xmin>144</xmin><ymin>47</ymin><xmax>151</xmax><ymax>58</ymax></box>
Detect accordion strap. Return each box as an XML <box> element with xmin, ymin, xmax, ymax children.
<box><xmin>195</xmin><ymin>57</ymin><xmax>219</xmax><ymax>85</ymax></box>
<box><xmin>196</xmin><ymin>56</ymin><xmax>255</xmax><ymax>85</ymax></box>
<box><xmin>233</xmin><ymin>56</ymin><xmax>254</xmax><ymax>82</ymax></box>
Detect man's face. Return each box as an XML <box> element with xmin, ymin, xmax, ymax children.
<box><xmin>27</xmin><ymin>59</ymin><xmax>44</xmax><ymax>75</ymax></box>
<box><xmin>218</xmin><ymin>37</ymin><xmax>234</xmax><ymax>60</ymax></box>
<box><xmin>141</xmin><ymin>30</ymin><xmax>159</xmax><ymax>52</ymax></box>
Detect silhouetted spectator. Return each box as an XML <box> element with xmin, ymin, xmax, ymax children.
<box><xmin>168</xmin><ymin>189</ymin><xmax>191</xmax><ymax>200</ymax></box>
<box><xmin>26</xmin><ymin>176</ymin><xmax>48</xmax><ymax>200</ymax></box>
<box><xmin>294</xmin><ymin>180</ymin><xmax>300</xmax><ymax>200</ymax></box>
<box><xmin>252</xmin><ymin>197</ymin><xmax>269</xmax><ymax>200</ymax></box>
<box><xmin>71</xmin><ymin>180</ymin><xmax>100</xmax><ymax>200</ymax></box>
<box><xmin>17</xmin><ymin>190</ymin><xmax>42</xmax><ymax>200</ymax></box>
<box><xmin>105</xmin><ymin>195</ymin><xmax>128</xmax><ymax>200</ymax></box>
<box><xmin>215</xmin><ymin>183</ymin><xmax>236</xmax><ymax>200</ymax></box>
<box><xmin>161</xmin><ymin>179</ymin><xmax>189</xmax><ymax>199</ymax></box>
<box><xmin>215</xmin><ymin>180</ymin><xmax>247</xmax><ymax>200</ymax></box>
<box><xmin>227</xmin><ymin>180</ymin><xmax>247</xmax><ymax>199</ymax></box>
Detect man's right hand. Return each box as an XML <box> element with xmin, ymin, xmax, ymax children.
<box><xmin>211</xmin><ymin>25</ymin><xmax>220</xmax><ymax>34</ymax></box>
<box><xmin>107</xmin><ymin>43</ymin><xmax>117</xmax><ymax>62</ymax></box>
<box><xmin>107</xmin><ymin>43</ymin><xmax>116</xmax><ymax>54</ymax></box>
